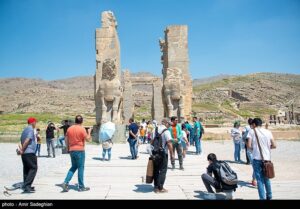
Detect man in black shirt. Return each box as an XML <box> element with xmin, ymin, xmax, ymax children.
<box><xmin>46</xmin><ymin>122</ymin><xmax>58</xmax><ymax>158</ymax></box>
<box><xmin>58</xmin><ymin>120</ymin><xmax>71</xmax><ymax>147</ymax></box>
<box><xmin>201</xmin><ymin>153</ymin><xmax>222</xmax><ymax>193</ymax></box>
<box><xmin>127</xmin><ymin>118</ymin><xmax>139</xmax><ymax>159</ymax></box>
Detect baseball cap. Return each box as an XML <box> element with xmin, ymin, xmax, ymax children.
<box><xmin>27</xmin><ymin>117</ymin><xmax>37</xmax><ymax>124</ymax></box>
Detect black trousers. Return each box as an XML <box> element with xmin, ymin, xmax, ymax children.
<box><xmin>171</xmin><ymin>143</ymin><xmax>183</xmax><ymax>166</ymax></box>
<box><xmin>153</xmin><ymin>153</ymin><xmax>168</xmax><ymax>190</ymax></box>
<box><xmin>201</xmin><ymin>173</ymin><xmax>220</xmax><ymax>193</ymax></box>
<box><xmin>21</xmin><ymin>153</ymin><xmax>38</xmax><ymax>190</ymax></box>
<box><xmin>245</xmin><ymin>144</ymin><xmax>250</xmax><ymax>163</ymax></box>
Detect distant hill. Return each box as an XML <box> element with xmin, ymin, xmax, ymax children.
<box><xmin>0</xmin><ymin>73</ymin><xmax>299</xmax><ymax>122</ymax></box>
<box><xmin>192</xmin><ymin>72</ymin><xmax>300</xmax><ymax>121</ymax></box>
<box><xmin>193</xmin><ymin>74</ymin><xmax>233</xmax><ymax>86</ymax></box>
<box><xmin>0</xmin><ymin>77</ymin><xmax>94</xmax><ymax>114</ymax></box>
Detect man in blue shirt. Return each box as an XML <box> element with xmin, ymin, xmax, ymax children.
<box><xmin>128</xmin><ymin>118</ymin><xmax>139</xmax><ymax>159</ymax></box>
<box><xmin>18</xmin><ymin>117</ymin><xmax>38</xmax><ymax>193</ymax></box>
<box><xmin>193</xmin><ymin>117</ymin><xmax>203</xmax><ymax>155</ymax></box>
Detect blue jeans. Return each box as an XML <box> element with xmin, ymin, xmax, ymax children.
<box><xmin>253</xmin><ymin>159</ymin><xmax>272</xmax><ymax>200</ymax></box>
<box><xmin>189</xmin><ymin>130</ymin><xmax>194</xmax><ymax>145</ymax></box>
<box><xmin>35</xmin><ymin>144</ymin><xmax>41</xmax><ymax>155</ymax></box>
<box><xmin>234</xmin><ymin>142</ymin><xmax>241</xmax><ymax>161</ymax></box>
<box><xmin>64</xmin><ymin>151</ymin><xmax>86</xmax><ymax>188</ymax></box>
<box><xmin>194</xmin><ymin>135</ymin><xmax>202</xmax><ymax>154</ymax></box>
<box><xmin>58</xmin><ymin>136</ymin><xmax>65</xmax><ymax>147</ymax></box>
<box><xmin>102</xmin><ymin>148</ymin><xmax>112</xmax><ymax>160</ymax></box>
<box><xmin>247</xmin><ymin>150</ymin><xmax>256</xmax><ymax>180</ymax></box>
<box><xmin>128</xmin><ymin>138</ymin><xmax>137</xmax><ymax>159</ymax></box>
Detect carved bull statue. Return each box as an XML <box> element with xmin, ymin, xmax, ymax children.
<box><xmin>163</xmin><ymin>67</ymin><xmax>184</xmax><ymax>118</ymax></box>
<box><xmin>99</xmin><ymin>59</ymin><xmax>123</xmax><ymax>123</ymax></box>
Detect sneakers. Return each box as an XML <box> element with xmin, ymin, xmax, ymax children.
<box><xmin>179</xmin><ymin>165</ymin><xmax>184</xmax><ymax>170</ymax></box>
<box><xmin>78</xmin><ymin>187</ymin><xmax>90</xmax><ymax>192</ymax></box>
<box><xmin>154</xmin><ymin>188</ymin><xmax>160</xmax><ymax>193</ymax></box>
<box><xmin>22</xmin><ymin>190</ymin><xmax>35</xmax><ymax>194</ymax></box>
<box><xmin>22</xmin><ymin>186</ymin><xmax>35</xmax><ymax>193</ymax></box>
<box><xmin>171</xmin><ymin>164</ymin><xmax>175</xmax><ymax>170</ymax></box>
<box><xmin>62</xmin><ymin>183</ymin><xmax>69</xmax><ymax>192</ymax></box>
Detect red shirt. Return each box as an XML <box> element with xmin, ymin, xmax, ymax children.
<box><xmin>66</xmin><ymin>125</ymin><xmax>87</xmax><ymax>151</ymax></box>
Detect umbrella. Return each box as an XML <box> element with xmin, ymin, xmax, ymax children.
<box><xmin>99</xmin><ymin>121</ymin><xmax>116</xmax><ymax>142</ymax></box>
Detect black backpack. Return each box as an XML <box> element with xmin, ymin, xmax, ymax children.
<box><xmin>151</xmin><ymin>127</ymin><xmax>168</xmax><ymax>163</ymax></box>
<box><xmin>218</xmin><ymin>161</ymin><xmax>238</xmax><ymax>190</ymax></box>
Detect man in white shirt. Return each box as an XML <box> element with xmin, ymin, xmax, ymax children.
<box><xmin>151</xmin><ymin>118</ymin><xmax>173</xmax><ymax>193</ymax></box>
<box><xmin>247</xmin><ymin>118</ymin><xmax>276</xmax><ymax>200</ymax></box>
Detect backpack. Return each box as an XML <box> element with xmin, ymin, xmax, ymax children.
<box><xmin>151</xmin><ymin>127</ymin><xmax>168</xmax><ymax>163</ymax></box>
<box><xmin>218</xmin><ymin>161</ymin><xmax>238</xmax><ymax>190</ymax></box>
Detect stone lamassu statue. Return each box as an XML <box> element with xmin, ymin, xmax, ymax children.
<box><xmin>163</xmin><ymin>68</ymin><xmax>185</xmax><ymax>118</ymax></box>
<box><xmin>99</xmin><ymin>59</ymin><xmax>123</xmax><ymax>123</ymax></box>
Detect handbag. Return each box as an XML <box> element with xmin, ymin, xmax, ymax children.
<box><xmin>102</xmin><ymin>140</ymin><xmax>113</xmax><ymax>149</ymax></box>
<box><xmin>146</xmin><ymin>157</ymin><xmax>154</xmax><ymax>183</ymax></box>
<box><xmin>254</xmin><ymin>128</ymin><xmax>275</xmax><ymax>179</ymax></box>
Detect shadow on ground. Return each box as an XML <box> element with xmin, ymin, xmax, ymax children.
<box><xmin>92</xmin><ymin>157</ymin><xmax>102</xmax><ymax>161</ymax></box>
<box><xmin>37</xmin><ymin>155</ymin><xmax>53</xmax><ymax>158</ymax></box>
<box><xmin>224</xmin><ymin>160</ymin><xmax>246</xmax><ymax>165</ymax></box>
<box><xmin>119</xmin><ymin>156</ymin><xmax>133</xmax><ymax>160</ymax></box>
<box><xmin>133</xmin><ymin>184</ymin><xmax>154</xmax><ymax>193</ymax></box>
<box><xmin>194</xmin><ymin>190</ymin><xmax>230</xmax><ymax>200</ymax></box>
<box><xmin>55</xmin><ymin>183</ymin><xmax>79</xmax><ymax>192</ymax></box>
<box><xmin>238</xmin><ymin>180</ymin><xmax>257</xmax><ymax>189</ymax></box>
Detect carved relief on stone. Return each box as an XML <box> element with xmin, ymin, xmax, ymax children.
<box><xmin>163</xmin><ymin>67</ymin><xmax>184</xmax><ymax>118</ymax></box>
<box><xmin>102</xmin><ymin>59</ymin><xmax>117</xmax><ymax>81</ymax></box>
<box><xmin>98</xmin><ymin>59</ymin><xmax>122</xmax><ymax>123</ymax></box>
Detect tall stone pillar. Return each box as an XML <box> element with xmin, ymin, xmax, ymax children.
<box><xmin>123</xmin><ymin>70</ymin><xmax>134</xmax><ymax>123</ymax></box>
<box><xmin>95</xmin><ymin>11</ymin><xmax>123</xmax><ymax>125</ymax></box>
<box><xmin>152</xmin><ymin>78</ymin><xmax>164</xmax><ymax>123</ymax></box>
<box><xmin>160</xmin><ymin>25</ymin><xmax>192</xmax><ymax>121</ymax></box>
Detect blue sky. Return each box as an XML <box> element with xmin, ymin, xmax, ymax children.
<box><xmin>0</xmin><ymin>0</ymin><xmax>299</xmax><ymax>80</ymax></box>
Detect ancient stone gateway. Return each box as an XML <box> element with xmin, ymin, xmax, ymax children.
<box><xmin>94</xmin><ymin>12</ymin><xmax>192</xmax><ymax>142</ymax></box>
<box><xmin>122</xmin><ymin>71</ymin><xmax>164</xmax><ymax>123</ymax></box>
<box><xmin>160</xmin><ymin>25</ymin><xmax>193</xmax><ymax>121</ymax></box>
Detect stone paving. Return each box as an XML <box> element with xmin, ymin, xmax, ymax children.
<box><xmin>1</xmin><ymin>140</ymin><xmax>300</xmax><ymax>200</ymax></box>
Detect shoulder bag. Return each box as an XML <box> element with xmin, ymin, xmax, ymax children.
<box><xmin>254</xmin><ymin>128</ymin><xmax>275</xmax><ymax>179</ymax></box>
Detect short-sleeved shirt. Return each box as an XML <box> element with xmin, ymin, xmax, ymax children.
<box><xmin>247</xmin><ymin>128</ymin><xmax>273</xmax><ymax>161</ymax></box>
<box><xmin>66</xmin><ymin>125</ymin><xmax>87</xmax><ymax>151</ymax></box>
<box><xmin>182</xmin><ymin>131</ymin><xmax>188</xmax><ymax>142</ymax></box>
<box><xmin>193</xmin><ymin>121</ymin><xmax>201</xmax><ymax>136</ymax></box>
<box><xmin>60</xmin><ymin>124</ymin><xmax>70</xmax><ymax>136</ymax></box>
<box><xmin>20</xmin><ymin>125</ymin><xmax>36</xmax><ymax>154</ymax></box>
<box><xmin>46</xmin><ymin>124</ymin><xmax>56</xmax><ymax>139</ymax></box>
<box><xmin>231</xmin><ymin>128</ymin><xmax>241</xmax><ymax>143</ymax></box>
<box><xmin>128</xmin><ymin>123</ymin><xmax>139</xmax><ymax>139</ymax></box>
<box><xmin>157</xmin><ymin>125</ymin><xmax>172</xmax><ymax>154</ymax></box>
<box><xmin>140</xmin><ymin>129</ymin><xmax>145</xmax><ymax>137</ymax></box>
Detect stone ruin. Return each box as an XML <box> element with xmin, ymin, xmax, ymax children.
<box><xmin>94</xmin><ymin>11</ymin><xmax>123</xmax><ymax>125</ymax></box>
<box><xmin>93</xmin><ymin>12</ymin><xmax>192</xmax><ymax>142</ymax></box>
<box><xmin>160</xmin><ymin>26</ymin><xmax>193</xmax><ymax>121</ymax></box>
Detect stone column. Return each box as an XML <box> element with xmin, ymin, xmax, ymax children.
<box><xmin>160</xmin><ymin>25</ymin><xmax>193</xmax><ymax>120</ymax></box>
<box><xmin>152</xmin><ymin>78</ymin><xmax>164</xmax><ymax>123</ymax></box>
<box><xmin>123</xmin><ymin>70</ymin><xmax>133</xmax><ymax>122</ymax></box>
